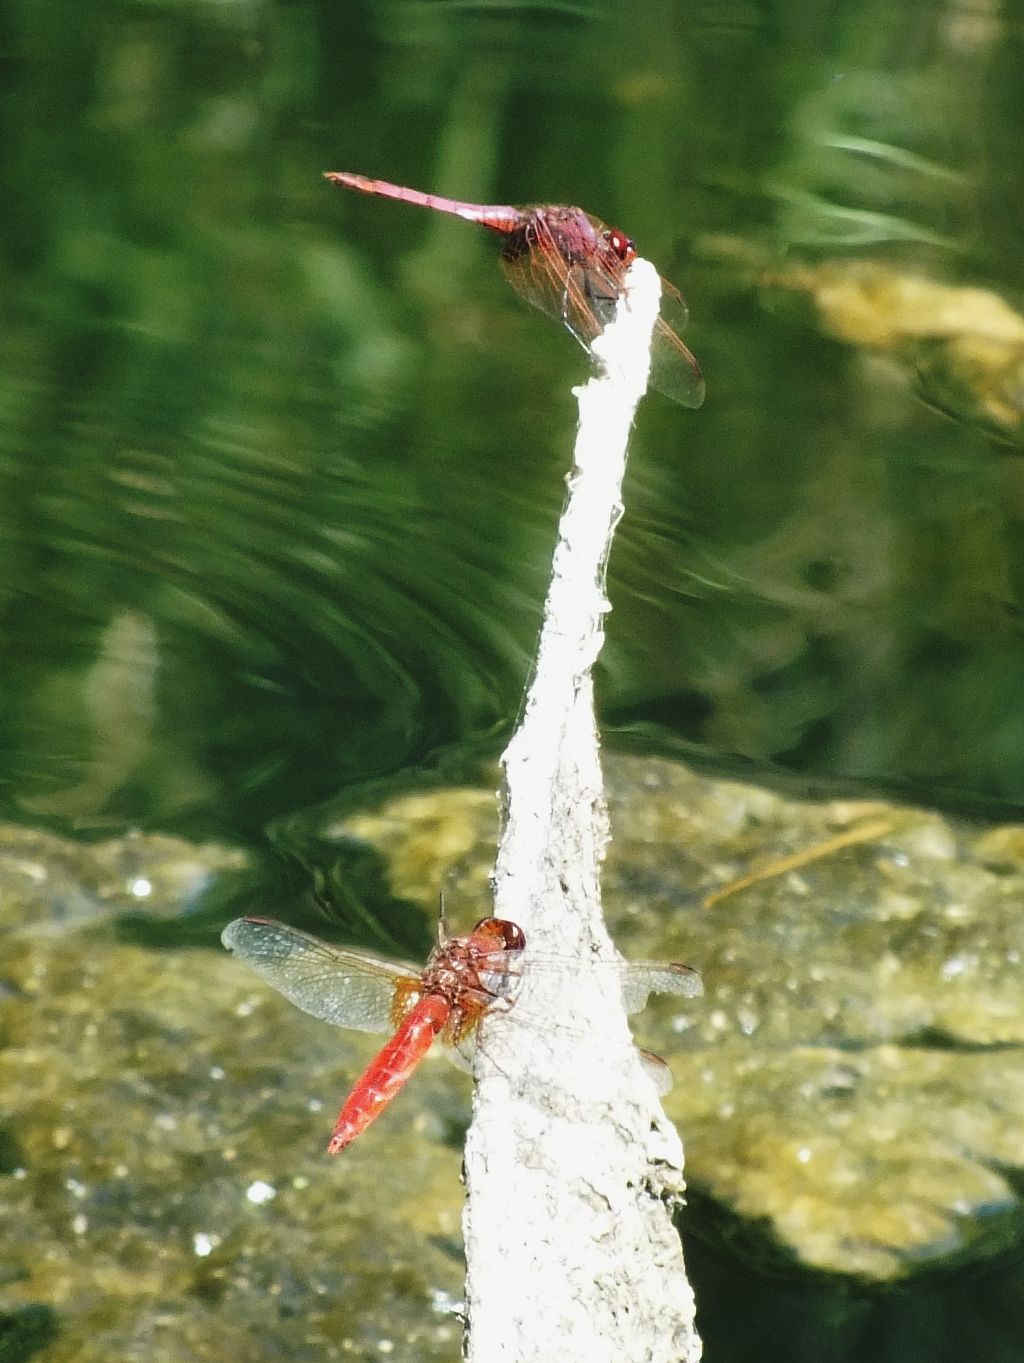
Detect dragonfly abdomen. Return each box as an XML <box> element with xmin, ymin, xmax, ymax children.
<box><xmin>327</xmin><ymin>993</ymin><xmax>450</xmax><ymax>1154</ymax></box>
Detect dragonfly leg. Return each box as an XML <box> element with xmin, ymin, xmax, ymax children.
<box><xmin>559</xmin><ymin>267</ymin><xmax>588</xmax><ymax>346</ymax></box>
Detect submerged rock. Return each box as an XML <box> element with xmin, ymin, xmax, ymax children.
<box><xmin>0</xmin><ymin>838</ymin><xmax>463</xmax><ymax>1363</ymax></box>
<box><xmin>3</xmin><ymin>754</ymin><xmax>1024</xmax><ymax>1363</ymax></box>
<box><xmin>0</xmin><ymin>825</ymin><xmax>249</xmax><ymax>931</ymax></box>
<box><xmin>334</xmin><ymin>753</ymin><xmax>1024</xmax><ymax>1281</ymax></box>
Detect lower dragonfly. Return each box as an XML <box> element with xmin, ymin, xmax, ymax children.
<box><xmin>221</xmin><ymin>913</ymin><xmax>702</xmax><ymax>1154</ymax></box>
<box><xmin>324</xmin><ymin>171</ymin><xmax>706</xmax><ymax>409</ymax></box>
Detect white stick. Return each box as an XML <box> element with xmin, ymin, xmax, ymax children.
<box><xmin>462</xmin><ymin>258</ymin><xmax>702</xmax><ymax>1363</ymax></box>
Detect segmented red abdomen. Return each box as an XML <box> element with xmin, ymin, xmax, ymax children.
<box><xmin>327</xmin><ymin>992</ymin><xmax>450</xmax><ymax>1154</ymax></box>
<box><xmin>323</xmin><ymin>172</ymin><xmax>522</xmax><ymax>233</ymax></box>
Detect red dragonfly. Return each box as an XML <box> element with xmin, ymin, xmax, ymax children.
<box><xmin>324</xmin><ymin>171</ymin><xmax>706</xmax><ymax>409</ymax></box>
<box><xmin>221</xmin><ymin>913</ymin><xmax>702</xmax><ymax>1154</ymax></box>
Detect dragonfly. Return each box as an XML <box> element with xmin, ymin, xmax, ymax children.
<box><xmin>221</xmin><ymin>913</ymin><xmax>702</xmax><ymax>1154</ymax></box>
<box><xmin>324</xmin><ymin>171</ymin><xmax>706</xmax><ymax>409</ymax></box>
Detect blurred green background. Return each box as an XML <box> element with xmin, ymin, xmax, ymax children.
<box><xmin>4</xmin><ymin>0</ymin><xmax>1024</xmax><ymax>847</ymax></box>
<box><xmin>3</xmin><ymin>0</ymin><xmax>1024</xmax><ymax>1359</ymax></box>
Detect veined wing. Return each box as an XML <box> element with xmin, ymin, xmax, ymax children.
<box><xmin>501</xmin><ymin>217</ymin><xmax>705</xmax><ymax>409</ymax></box>
<box><xmin>455</xmin><ymin>949</ymin><xmax>701</xmax><ymax>1096</ymax></box>
<box><xmin>221</xmin><ymin>917</ymin><xmax>418</xmax><ymax>1034</ymax></box>
<box><xmin>615</xmin><ymin>959</ymin><xmax>703</xmax><ymax>1014</ymax></box>
<box><xmin>472</xmin><ymin>949</ymin><xmax>703</xmax><ymax>1016</ymax></box>
<box><xmin>649</xmin><ymin>278</ymin><xmax>705</xmax><ymax>408</ymax></box>
<box><xmin>499</xmin><ymin>211</ymin><xmax>621</xmax><ymax>351</ymax></box>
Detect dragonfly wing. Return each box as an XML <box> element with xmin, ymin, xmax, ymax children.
<box><xmin>650</xmin><ymin>278</ymin><xmax>705</xmax><ymax>408</ymax></box>
<box><xmin>659</xmin><ymin>276</ymin><xmax>690</xmax><ymax>332</ymax></box>
<box><xmin>448</xmin><ymin>1032</ymin><xmax>477</xmax><ymax>1074</ymax></box>
<box><xmin>473</xmin><ymin>948</ymin><xmax>527</xmax><ymax>1004</ymax></box>
<box><xmin>500</xmin><ymin>251</ymin><xmax>591</xmax><ymax>346</ymax></box>
<box><xmin>638</xmin><ymin>1048</ymin><xmax>674</xmax><ymax>1096</ymax></box>
<box><xmin>570</xmin><ymin>260</ymin><xmax>620</xmax><ymax>337</ymax></box>
<box><xmin>488</xmin><ymin>951</ymin><xmax>702</xmax><ymax>1016</ymax></box>
<box><xmin>222</xmin><ymin>917</ymin><xmax>416</xmax><ymax>1034</ymax></box>
<box><xmin>616</xmin><ymin>961</ymin><xmax>704</xmax><ymax>1015</ymax></box>
<box><xmin>649</xmin><ymin>322</ymin><xmax>706</xmax><ymax>408</ymax></box>
<box><xmin>502</xmin><ymin>225</ymin><xmax>704</xmax><ymax>407</ymax></box>
<box><xmin>500</xmin><ymin>216</ymin><xmax>617</xmax><ymax>354</ymax></box>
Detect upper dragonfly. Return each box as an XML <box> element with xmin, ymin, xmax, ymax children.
<box><xmin>222</xmin><ymin>913</ymin><xmax>702</xmax><ymax>1154</ymax></box>
<box><xmin>325</xmin><ymin>171</ymin><xmax>706</xmax><ymax>409</ymax></box>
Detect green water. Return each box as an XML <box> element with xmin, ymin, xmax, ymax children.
<box><xmin>3</xmin><ymin>1</ymin><xmax>1024</xmax><ymax>1359</ymax></box>
<box><xmin>4</xmin><ymin>0</ymin><xmax>1024</xmax><ymax>840</ymax></box>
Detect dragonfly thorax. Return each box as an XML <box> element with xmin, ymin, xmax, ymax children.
<box><xmin>420</xmin><ymin>955</ymin><xmax>476</xmax><ymax>1004</ymax></box>
<box><xmin>420</xmin><ymin>916</ymin><xmax>527</xmax><ymax>1009</ymax></box>
<box><xmin>500</xmin><ymin>206</ymin><xmax>609</xmax><ymax>270</ymax></box>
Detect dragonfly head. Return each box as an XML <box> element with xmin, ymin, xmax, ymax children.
<box><xmin>471</xmin><ymin>917</ymin><xmax>526</xmax><ymax>952</ymax></box>
<box><xmin>606</xmin><ymin>227</ymin><xmax>636</xmax><ymax>265</ymax></box>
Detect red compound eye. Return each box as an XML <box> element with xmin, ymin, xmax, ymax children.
<box><xmin>472</xmin><ymin>917</ymin><xmax>527</xmax><ymax>951</ymax></box>
<box><xmin>607</xmin><ymin>227</ymin><xmax>636</xmax><ymax>262</ymax></box>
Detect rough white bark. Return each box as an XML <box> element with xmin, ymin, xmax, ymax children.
<box><xmin>462</xmin><ymin>259</ymin><xmax>702</xmax><ymax>1363</ymax></box>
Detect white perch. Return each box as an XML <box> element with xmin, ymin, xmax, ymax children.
<box><xmin>462</xmin><ymin>257</ymin><xmax>702</xmax><ymax>1363</ymax></box>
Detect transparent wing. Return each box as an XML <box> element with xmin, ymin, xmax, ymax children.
<box><xmin>500</xmin><ymin>211</ymin><xmax>619</xmax><ymax>351</ymax></box>
<box><xmin>501</xmin><ymin>216</ymin><xmax>705</xmax><ymax>409</ymax></box>
<box><xmin>449</xmin><ymin>1033</ymin><xmax>477</xmax><ymax>1074</ymax></box>
<box><xmin>638</xmin><ymin>1048</ymin><xmax>674</xmax><ymax>1096</ymax></box>
<box><xmin>649</xmin><ymin>279</ymin><xmax>705</xmax><ymax>408</ymax></box>
<box><xmin>451</xmin><ymin>957</ymin><xmax>697</xmax><ymax>1096</ymax></box>
<box><xmin>222</xmin><ymin>917</ymin><xmax>417</xmax><ymax>1034</ymax></box>
<box><xmin>449</xmin><ymin>1018</ymin><xmax>681</xmax><ymax>1094</ymax></box>
<box><xmin>616</xmin><ymin>959</ymin><xmax>703</xmax><ymax>1014</ymax></box>
<box><xmin>473</xmin><ymin>949</ymin><xmax>702</xmax><ymax>1016</ymax></box>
